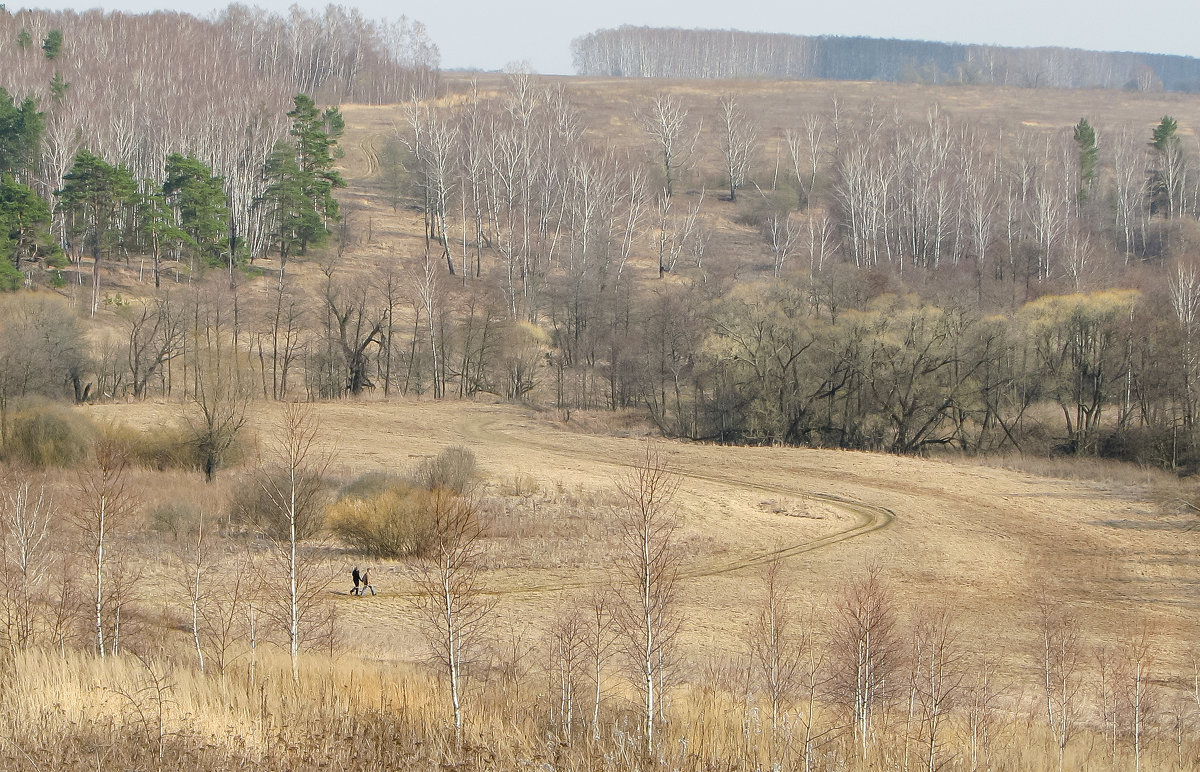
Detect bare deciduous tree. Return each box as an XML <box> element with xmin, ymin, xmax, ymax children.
<box><xmin>1038</xmin><ymin>594</ymin><xmax>1083</xmax><ymax>771</ymax></box>
<box><xmin>960</xmin><ymin>657</ymin><xmax>1004</xmax><ymax>772</ymax></box>
<box><xmin>188</xmin><ymin>346</ymin><xmax>251</xmax><ymax>482</ymax></box>
<box><xmin>747</xmin><ymin>557</ymin><xmax>806</xmax><ymax>768</ymax></box>
<box><xmin>639</xmin><ymin>94</ymin><xmax>700</xmax><ymax>199</ymax></box>
<box><xmin>766</xmin><ymin>210</ymin><xmax>801</xmax><ymax>278</ymax></box>
<box><xmin>409</xmin><ymin>490</ymin><xmax>495</xmax><ymax>742</ymax></box>
<box><xmin>72</xmin><ymin>434</ymin><xmax>139</xmax><ymax>658</ymax></box>
<box><xmin>614</xmin><ymin>445</ymin><xmax>680</xmax><ymax>759</ymax></box>
<box><xmin>907</xmin><ymin>607</ymin><xmax>965</xmax><ymax>772</ymax></box>
<box><xmin>0</xmin><ymin>475</ymin><xmax>53</xmax><ymax>654</ymax></box>
<box><xmin>546</xmin><ymin>608</ymin><xmax>587</xmax><ymax>739</ymax></box>
<box><xmin>257</xmin><ymin>402</ymin><xmax>334</xmax><ymax>681</ymax></box>
<box><xmin>1119</xmin><ymin>624</ymin><xmax>1155</xmax><ymax>772</ymax></box>
<box><xmin>653</xmin><ymin>190</ymin><xmax>704</xmax><ymax>278</ymax></box>
<box><xmin>831</xmin><ymin>564</ymin><xmax>897</xmax><ymax>759</ymax></box>
<box><xmin>322</xmin><ymin>267</ymin><xmax>387</xmax><ymax>397</ymax></box>
<box><xmin>717</xmin><ymin>95</ymin><xmax>758</xmax><ymax>202</ymax></box>
<box><xmin>583</xmin><ymin>586</ymin><xmax>620</xmax><ymax>742</ymax></box>
<box><xmin>176</xmin><ymin>514</ymin><xmax>208</xmax><ymax>672</ymax></box>
<box><xmin>785</xmin><ymin>114</ymin><xmax>824</xmax><ymax>209</ymax></box>
<box><xmin>1171</xmin><ymin>260</ymin><xmax>1200</xmax><ymax>436</ymax></box>
<box><xmin>197</xmin><ymin>547</ymin><xmax>252</xmax><ymax>678</ymax></box>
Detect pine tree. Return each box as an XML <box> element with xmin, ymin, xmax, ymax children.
<box><xmin>137</xmin><ymin>190</ymin><xmax>187</xmax><ymax>289</ymax></box>
<box><xmin>286</xmin><ymin>94</ymin><xmax>345</xmax><ymax>252</ymax></box>
<box><xmin>163</xmin><ymin>153</ymin><xmax>230</xmax><ymax>267</ymax></box>
<box><xmin>0</xmin><ymin>176</ymin><xmax>55</xmax><ymax>277</ymax></box>
<box><xmin>0</xmin><ymin>89</ymin><xmax>49</xmax><ymax>289</ymax></box>
<box><xmin>259</xmin><ymin>141</ymin><xmax>321</xmax><ymax>285</ymax></box>
<box><xmin>41</xmin><ymin>29</ymin><xmax>62</xmax><ymax>60</ymax></box>
<box><xmin>49</xmin><ymin>72</ymin><xmax>69</xmax><ymax>103</ymax></box>
<box><xmin>257</xmin><ymin>94</ymin><xmax>345</xmax><ymax>282</ymax></box>
<box><xmin>58</xmin><ymin>150</ymin><xmax>138</xmax><ymax>314</ymax></box>
<box><xmin>1150</xmin><ymin>115</ymin><xmax>1185</xmax><ymax>217</ymax></box>
<box><xmin>0</xmin><ymin>87</ymin><xmax>44</xmax><ymax>175</ymax></box>
<box><xmin>1073</xmin><ymin>118</ymin><xmax>1097</xmax><ymax>204</ymax></box>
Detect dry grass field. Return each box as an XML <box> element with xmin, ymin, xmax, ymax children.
<box><xmin>36</xmin><ymin>394</ymin><xmax>1192</xmax><ymax>769</ymax></box>
<box><xmin>330</xmin><ymin>74</ymin><xmax>1200</xmax><ymax>292</ymax></box>
<box><xmin>17</xmin><ymin>74</ymin><xmax>1200</xmax><ymax>768</ymax></box>
<box><xmin>82</xmin><ymin>396</ymin><xmax>1195</xmax><ymax>692</ymax></box>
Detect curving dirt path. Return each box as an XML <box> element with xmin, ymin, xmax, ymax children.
<box><xmin>451</xmin><ymin>410</ymin><xmax>894</xmax><ymax>596</ymax></box>
<box><xmin>357</xmin><ymin>135</ymin><xmax>380</xmax><ymax>177</ymax></box>
<box><xmin>83</xmin><ymin>399</ymin><xmax>1193</xmax><ymax>667</ymax></box>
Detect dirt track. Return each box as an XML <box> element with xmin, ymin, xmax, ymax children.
<box><xmin>84</xmin><ymin>399</ymin><xmax>1197</xmax><ymax>671</ymax></box>
<box><xmin>458</xmin><ymin>410</ymin><xmax>894</xmax><ymax>587</ymax></box>
<box><xmin>298</xmin><ymin>400</ymin><xmax>1189</xmax><ymax>670</ymax></box>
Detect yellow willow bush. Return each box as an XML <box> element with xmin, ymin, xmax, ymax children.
<box><xmin>326</xmin><ymin>482</ymin><xmax>444</xmax><ymax>558</ymax></box>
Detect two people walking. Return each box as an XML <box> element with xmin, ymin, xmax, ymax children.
<box><xmin>351</xmin><ymin>565</ymin><xmax>375</xmax><ymax>596</ymax></box>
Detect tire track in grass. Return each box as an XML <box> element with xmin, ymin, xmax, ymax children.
<box><xmin>358</xmin><ymin>135</ymin><xmax>380</xmax><ymax>177</ymax></box>
<box><xmin>446</xmin><ymin>411</ymin><xmax>895</xmax><ymax>597</ymax></box>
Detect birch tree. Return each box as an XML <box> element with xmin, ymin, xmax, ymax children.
<box><xmin>72</xmin><ymin>434</ymin><xmax>138</xmax><ymax>659</ymax></box>
<box><xmin>410</xmin><ymin>489</ymin><xmax>495</xmax><ymax>742</ymax></box>
<box><xmin>832</xmin><ymin>564</ymin><xmax>897</xmax><ymax>759</ymax></box>
<box><xmin>716</xmin><ymin>95</ymin><xmax>757</xmax><ymax>202</ymax></box>
<box><xmin>615</xmin><ymin>445</ymin><xmax>681</xmax><ymax>759</ymax></box>
<box><xmin>257</xmin><ymin>402</ymin><xmax>333</xmax><ymax>681</ymax></box>
<box><xmin>748</xmin><ymin>557</ymin><xmax>808</xmax><ymax>768</ymax></box>
<box><xmin>1038</xmin><ymin>594</ymin><xmax>1083</xmax><ymax>772</ymax></box>
<box><xmin>0</xmin><ymin>476</ymin><xmax>53</xmax><ymax>653</ymax></box>
<box><xmin>639</xmin><ymin>94</ymin><xmax>700</xmax><ymax>199</ymax></box>
<box><xmin>1170</xmin><ymin>260</ymin><xmax>1200</xmax><ymax>434</ymax></box>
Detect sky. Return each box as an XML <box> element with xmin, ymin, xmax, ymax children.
<box><xmin>19</xmin><ymin>0</ymin><xmax>1200</xmax><ymax>74</ymax></box>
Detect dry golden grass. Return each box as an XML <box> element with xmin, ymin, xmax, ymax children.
<box><xmin>79</xmin><ymin>398</ymin><xmax>1199</xmax><ymax>688</ymax></box>
<box><xmin>6</xmin><ymin>644</ymin><xmax>1197</xmax><ymax>770</ymax></box>
<box><xmin>0</xmin><ymin>395</ymin><xmax>1187</xmax><ymax>767</ymax></box>
<box><xmin>30</xmin><ymin>75</ymin><xmax>1200</xmax><ymax>768</ymax></box>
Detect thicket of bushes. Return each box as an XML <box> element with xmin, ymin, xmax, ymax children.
<box><xmin>1</xmin><ymin>402</ymin><xmax>93</xmax><ymax>468</ymax></box>
<box><xmin>327</xmin><ymin>446</ymin><xmax>478</xmax><ymax>557</ymax></box>
<box><xmin>327</xmin><ymin>483</ymin><xmax>442</xmax><ymax>557</ymax></box>
<box><xmin>227</xmin><ymin>468</ymin><xmax>330</xmax><ymax>540</ymax></box>
<box><xmin>0</xmin><ymin>402</ymin><xmax>246</xmax><ymax>474</ymax></box>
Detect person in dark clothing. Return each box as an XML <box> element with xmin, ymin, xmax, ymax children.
<box><xmin>361</xmin><ymin>567</ymin><xmax>375</xmax><ymax>596</ymax></box>
<box><xmin>351</xmin><ymin>566</ymin><xmax>361</xmax><ymax>596</ymax></box>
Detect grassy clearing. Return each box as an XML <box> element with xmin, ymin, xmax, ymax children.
<box><xmin>0</xmin><ymin>398</ymin><xmax>1178</xmax><ymax>768</ymax></box>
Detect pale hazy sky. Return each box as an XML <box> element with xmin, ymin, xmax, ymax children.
<box><xmin>20</xmin><ymin>0</ymin><xmax>1200</xmax><ymax>74</ymax></box>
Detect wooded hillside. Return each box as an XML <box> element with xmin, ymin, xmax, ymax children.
<box><xmin>7</xmin><ymin>16</ymin><xmax>1200</xmax><ymax>772</ymax></box>
<box><xmin>0</xmin><ymin>5</ymin><xmax>437</xmax><ymax>266</ymax></box>
<box><xmin>5</xmin><ymin>12</ymin><xmax>1200</xmax><ymax>472</ymax></box>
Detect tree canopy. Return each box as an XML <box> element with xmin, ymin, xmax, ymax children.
<box><xmin>0</xmin><ymin>87</ymin><xmax>42</xmax><ymax>175</ymax></box>
<box><xmin>258</xmin><ymin>94</ymin><xmax>346</xmax><ymax>273</ymax></box>
<box><xmin>163</xmin><ymin>153</ymin><xmax>230</xmax><ymax>266</ymax></box>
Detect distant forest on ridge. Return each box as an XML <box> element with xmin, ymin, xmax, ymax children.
<box><xmin>572</xmin><ymin>26</ymin><xmax>1200</xmax><ymax>91</ymax></box>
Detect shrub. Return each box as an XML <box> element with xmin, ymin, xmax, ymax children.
<box><xmin>0</xmin><ymin>260</ymin><xmax>23</xmax><ymax>292</ymax></box>
<box><xmin>105</xmin><ymin>423</ymin><xmax>196</xmax><ymax>472</ymax></box>
<box><xmin>149</xmin><ymin>502</ymin><xmax>202</xmax><ymax>540</ymax></box>
<box><xmin>337</xmin><ymin>471</ymin><xmax>402</xmax><ymax>501</ymax></box>
<box><xmin>1</xmin><ymin>403</ymin><xmax>93</xmax><ymax>468</ymax></box>
<box><xmin>1097</xmin><ymin>425</ymin><xmax>1188</xmax><ymax>471</ymax></box>
<box><xmin>327</xmin><ymin>482</ymin><xmax>440</xmax><ymax>558</ymax></box>
<box><xmin>97</xmin><ymin>421</ymin><xmax>248</xmax><ymax>475</ymax></box>
<box><xmin>413</xmin><ymin>446</ymin><xmax>476</xmax><ymax>494</ymax></box>
<box><xmin>228</xmin><ymin>467</ymin><xmax>329</xmax><ymax>540</ymax></box>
